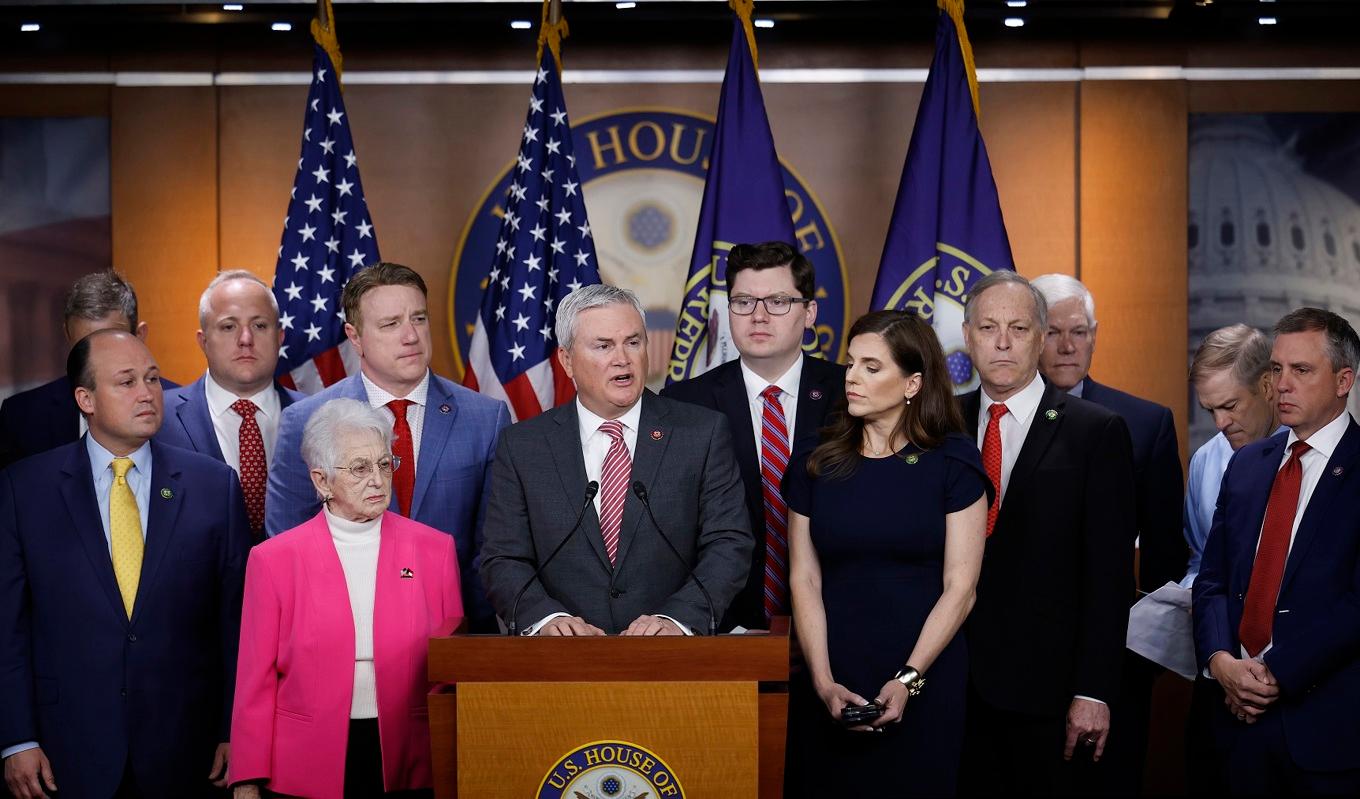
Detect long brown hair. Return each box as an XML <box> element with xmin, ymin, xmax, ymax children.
<box><xmin>808</xmin><ymin>310</ymin><xmax>964</xmax><ymax>479</ymax></box>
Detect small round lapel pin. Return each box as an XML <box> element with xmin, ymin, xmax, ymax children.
<box><xmin>1044</xmin><ymin>409</ymin><xmax>1058</xmax><ymax>421</ymax></box>
<box><xmin>903</xmin><ymin>453</ymin><xmax>920</xmax><ymax>465</ymax></box>
<box><xmin>650</xmin><ymin>430</ymin><xmax>664</xmax><ymax>441</ymax></box>
<box><xmin>1332</xmin><ymin>466</ymin><xmax>1344</xmax><ymax>477</ymax></box>
<box><xmin>439</xmin><ymin>404</ymin><xmax>451</xmax><ymax>414</ymax></box>
<box><xmin>160</xmin><ymin>488</ymin><xmax>173</xmax><ymax>500</ymax></box>
<box><xmin>809</xmin><ymin>389</ymin><xmax>824</xmax><ymax>401</ymax></box>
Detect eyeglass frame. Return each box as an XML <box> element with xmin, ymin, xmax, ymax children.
<box><xmin>326</xmin><ymin>455</ymin><xmax>402</xmax><ymax>480</ymax></box>
<box><xmin>727</xmin><ymin>294</ymin><xmax>814</xmax><ymax>316</ymax></box>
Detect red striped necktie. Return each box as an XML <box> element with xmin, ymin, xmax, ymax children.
<box><xmin>760</xmin><ymin>385</ymin><xmax>791</xmax><ymax>621</ymax></box>
<box><xmin>598</xmin><ymin>420</ymin><xmax>631</xmax><ymax>565</ymax></box>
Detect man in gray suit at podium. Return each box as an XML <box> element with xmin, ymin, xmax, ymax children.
<box><xmin>480</xmin><ymin>284</ymin><xmax>752</xmax><ymax>636</ymax></box>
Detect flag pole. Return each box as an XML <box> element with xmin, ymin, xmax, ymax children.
<box><xmin>312</xmin><ymin>0</ymin><xmax>344</xmax><ymax>81</ymax></box>
<box><xmin>538</xmin><ymin>0</ymin><xmax>568</xmax><ymax>70</ymax></box>
<box><xmin>938</xmin><ymin>0</ymin><xmax>979</xmax><ymax>121</ymax></box>
<box><xmin>729</xmin><ymin>0</ymin><xmax>760</xmax><ymax>71</ymax></box>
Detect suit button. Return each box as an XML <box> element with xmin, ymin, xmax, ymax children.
<box><xmin>127</xmin><ymin>633</ymin><xmax>137</xmax><ymax>643</ymax></box>
<box><xmin>610</xmin><ymin>589</ymin><xmax>622</xmax><ymax>599</ymax></box>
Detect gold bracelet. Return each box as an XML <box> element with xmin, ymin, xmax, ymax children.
<box><xmin>892</xmin><ymin>666</ymin><xmax>926</xmax><ymax>696</ymax></box>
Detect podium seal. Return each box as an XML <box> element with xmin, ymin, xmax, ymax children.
<box><xmin>537</xmin><ymin>739</ymin><xmax>685</xmax><ymax>798</ymax></box>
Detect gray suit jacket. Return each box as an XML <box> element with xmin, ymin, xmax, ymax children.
<box><xmin>480</xmin><ymin>391</ymin><xmax>753</xmax><ymax>634</ymax></box>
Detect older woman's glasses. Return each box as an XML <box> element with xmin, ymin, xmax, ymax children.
<box><xmin>333</xmin><ymin>456</ymin><xmax>401</xmax><ymax>480</ymax></box>
<box><xmin>728</xmin><ymin>294</ymin><xmax>812</xmax><ymax>316</ymax></box>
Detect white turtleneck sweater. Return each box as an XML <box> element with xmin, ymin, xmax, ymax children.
<box><xmin>324</xmin><ymin>505</ymin><xmax>382</xmax><ymax>719</ymax></box>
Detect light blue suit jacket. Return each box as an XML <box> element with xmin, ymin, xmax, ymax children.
<box><xmin>265</xmin><ymin>371</ymin><xmax>510</xmax><ymax>626</ymax></box>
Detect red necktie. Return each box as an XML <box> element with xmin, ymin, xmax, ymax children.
<box><xmin>981</xmin><ymin>403</ymin><xmax>1008</xmax><ymax>538</ymax></box>
<box><xmin>387</xmin><ymin>399</ymin><xmax>415</xmax><ymax>517</ymax></box>
<box><xmin>760</xmin><ymin>386</ymin><xmax>791</xmax><ymax>622</ymax></box>
<box><xmin>231</xmin><ymin>398</ymin><xmax>267</xmax><ymax>537</ymax></box>
<box><xmin>1239</xmin><ymin>441</ymin><xmax>1311</xmax><ymax>657</ymax></box>
<box><xmin>597</xmin><ymin>420</ymin><xmax>631</xmax><ymax>565</ymax></box>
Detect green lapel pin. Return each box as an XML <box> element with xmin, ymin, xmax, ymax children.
<box><xmin>904</xmin><ymin>453</ymin><xmax>920</xmax><ymax>465</ymax></box>
<box><xmin>1044</xmin><ymin>409</ymin><xmax>1058</xmax><ymax>421</ymax></box>
<box><xmin>160</xmin><ymin>487</ymin><xmax>173</xmax><ymax>500</ymax></box>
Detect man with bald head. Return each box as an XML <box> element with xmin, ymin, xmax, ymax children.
<box><xmin>155</xmin><ymin>271</ymin><xmax>303</xmax><ymax>539</ymax></box>
<box><xmin>1</xmin><ymin>330</ymin><xmax>251</xmax><ymax>799</ymax></box>
<box><xmin>956</xmin><ymin>271</ymin><xmax>1136</xmax><ymax>795</ymax></box>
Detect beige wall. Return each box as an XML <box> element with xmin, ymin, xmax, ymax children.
<box><xmin>6</xmin><ymin>43</ymin><xmax>1360</xmax><ymax>466</ymax></box>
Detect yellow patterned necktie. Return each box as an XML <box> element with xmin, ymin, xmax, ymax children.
<box><xmin>109</xmin><ymin>457</ymin><xmax>143</xmax><ymax>618</ymax></box>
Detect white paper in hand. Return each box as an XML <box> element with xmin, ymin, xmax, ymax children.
<box><xmin>1126</xmin><ymin>581</ymin><xmax>1197</xmax><ymax>680</ymax></box>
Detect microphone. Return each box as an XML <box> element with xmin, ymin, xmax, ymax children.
<box><xmin>506</xmin><ymin>481</ymin><xmax>599</xmax><ymax>636</ymax></box>
<box><xmin>631</xmin><ymin>481</ymin><xmax>717</xmax><ymax>637</ymax></box>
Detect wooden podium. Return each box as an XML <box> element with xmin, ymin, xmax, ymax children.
<box><xmin>427</xmin><ymin>617</ymin><xmax>791</xmax><ymax>798</ymax></box>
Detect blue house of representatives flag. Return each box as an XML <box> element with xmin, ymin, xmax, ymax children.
<box><xmin>462</xmin><ymin>37</ymin><xmax>600</xmax><ymax>422</ymax></box>
<box><xmin>665</xmin><ymin>7</ymin><xmax>795</xmax><ymax>385</ymax></box>
<box><xmin>271</xmin><ymin>33</ymin><xmax>380</xmax><ymax>394</ymax></box>
<box><xmin>870</xmin><ymin>0</ymin><xmax>1014</xmax><ymax>390</ymax></box>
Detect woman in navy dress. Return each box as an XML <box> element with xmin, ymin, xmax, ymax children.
<box><xmin>784</xmin><ymin>311</ymin><xmax>990</xmax><ymax>797</ymax></box>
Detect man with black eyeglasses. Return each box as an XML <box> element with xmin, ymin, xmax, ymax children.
<box><xmin>661</xmin><ymin>241</ymin><xmax>845</xmax><ymax>633</ymax></box>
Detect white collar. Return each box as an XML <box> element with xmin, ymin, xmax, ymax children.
<box><xmin>361</xmin><ymin>370</ymin><xmax>430</xmax><ymax>408</ymax></box>
<box><xmin>203</xmin><ymin>370</ymin><xmax>279</xmax><ymax>418</ymax></box>
<box><xmin>739</xmin><ymin>355</ymin><xmax>804</xmax><ymax>404</ymax></box>
<box><xmin>576</xmin><ymin>396</ymin><xmax>643</xmax><ymax>440</ymax></box>
<box><xmin>1285</xmin><ymin>408</ymin><xmax>1352</xmax><ymax>460</ymax></box>
<box><xmin>981</xmin><ymin>371</ymin><xmax>1046</xmax><ymax>425</ymax></box>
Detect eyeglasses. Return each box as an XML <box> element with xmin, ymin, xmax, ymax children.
<box><xmin>729</xmin><ymin>294</ymin><xmax>812</xmax><ymax>316</ymax></box>
<box><xmin>330</xmin><ymin>456</ymin><xmax>401</xmax><ymax>480</ymax></box>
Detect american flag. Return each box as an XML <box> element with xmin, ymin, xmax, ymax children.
<box><xmin>271</xmin><ymin>41</ymin><xmax>380</xmax><ymax>393</ymax></box>
<box><xmin>463</xmin><ymin>49</ymin><xmax>600</xmax><ymax>421</ymax></box>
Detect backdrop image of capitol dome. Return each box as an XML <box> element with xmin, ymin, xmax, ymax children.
<box><xmin>1188</xmin><ymin>113</ymin><xmax>1360</xmax><ymax>450</ymax></box>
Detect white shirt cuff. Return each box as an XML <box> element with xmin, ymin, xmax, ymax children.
<box><xmin>526</xmin><ymin>612</ymin><xmax>572</xmax><ymax>636</ymax></box>
<box><xmin>1073</xmin><ymin>695</ymin><xmax>1107</xmax><ymax>706</ymax></box>
<box><xmin>655</xmin><ymin>614</ymin><xmax>694</xmax><ymax>636</ymax></box>
<box><xmin>2</xmin><ymin>742</ymin><xmax>39</xmax><ymax>759</ymax></box>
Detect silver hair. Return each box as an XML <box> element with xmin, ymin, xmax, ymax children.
<box><xmin>300</xmin><ymin>399</ymin><xmax>394</xmax><ymax>492</ymax></box>
<box><xmin>962</xmin><ymin>270</ymin><xmax>1048</xmax><ymax>330</ymax></box>
<box><xmin>554</xmin><ymin>283</ymin><xmax>648</xmax><ymax>350</ymax></box>
<box><xmin>1189</xmin><ymin>324</ymin><xmax>1273</xmax><ymax>391</ymax></box>
<box><xmin>1031</xmin><ymin>273</ymin><xmax>1096</xmax><ymax>327</ymax></box>
<box><xmin>198</xmin><ymin>269</ymin><xmax>280</xmax><ymax>328</ymax></box>
<box><xmin>65</xmin><ymin>270</ymin><xmax>139</xmax><ymax>329</ymax></box>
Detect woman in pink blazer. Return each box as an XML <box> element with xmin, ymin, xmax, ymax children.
<box><xmin>229</xmin><ymin>399</ymin><xmax>462</xmax><ymax>799</ymax></box>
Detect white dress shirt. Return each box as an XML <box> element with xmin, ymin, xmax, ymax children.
<box><xmin>324</xmin><ymin>505</ymin><xmax>382</xmax><ymax>719</ymax></box>
<box><xmin>976</xmin><ymin>372</ymin><xmax>1046</xmax><ymax>505</ymax></box>
<box><xmin>202</xmin><ymin>371</ymin><xmax>282</xmax><ymax>473</ymax></box>
<box><xmin>361</xmin><ymin>371</ymin><xmax>429</xmax><ymax>473</ymax></box>
<box><xmin>739</xmin><ymin>357</ymin><xmax>803</xmax><ymax>458</ymax></box>
<box><xmin>527</xmin><ymin>398</ymin><xmax>691</xmax><ymax>636</ymax></box>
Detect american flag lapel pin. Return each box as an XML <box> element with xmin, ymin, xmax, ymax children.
<box><xmin>400</xmin><ymin>567</ymin><xmax>415</xmax><ymax>579</ymax></box>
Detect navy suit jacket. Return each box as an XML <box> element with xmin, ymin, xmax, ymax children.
<box><xmin>1192</xmin><ymin>419</ymin><xmax>1360</xmax><ymax>772</ymax></box>
<box><xmin>265</xmin><ymin>371</ymin><xmax>510</xmax><ymax>628</ymax></box>
<box><xmin>0</xmin><ymin>439</ymin><xmax>251</xmax><ymax>798</ymax></box>
<box><xmin>660</xmin><ymin>354</ymin><xmax>846</xmax><ymax>630</ymax></box>
<box><xmin>1</xmin><ymin>375</ymin><xmax>180</xmax><ymax>471</ymax></box>
<box><xmin>961</xmin><ymin>383</ymin><xmax>1136</xmax><ymax>715</ymax></box>
<box><xmin>154</xmin><ymin>376</ymin><xmax>304</xmax><ymax>462</ymax></box>
<box><xmin>1079</xmin><ymin>377</ymin><xmax>1186</xmax><ymax>592</ymax></box>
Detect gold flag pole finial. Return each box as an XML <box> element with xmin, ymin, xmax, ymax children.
<box><xmin>312</xmin><ymin>0</ymin><xmax>344</xmax><ymax>79</ymax></box>
<box><xmin>938</xmin><ymin>0</ymin><xmax>981</xmax><ymax>120</ymax></box>
<box><xmin>538</xmin><ymin>0</ymin><xmax>570</xmax><ymax>70</ymax></box>
<box><xmin>729</xmin><ymin>0</ymin><xmax>760</xmax><ymax>71</ymax></box>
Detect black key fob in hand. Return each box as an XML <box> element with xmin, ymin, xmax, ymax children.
<box><xmin>839</xmin><ymin>700</ymin><xmax>884</xmax><ymax>726</ymax></box>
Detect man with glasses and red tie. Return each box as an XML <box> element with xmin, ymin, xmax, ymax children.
<box><xmin>662</xmin><ymin>241</ymin><xmax>845</xmax><ymax>633</ymax></box>
<box><xmin>155</xmin><ymin>271</ymin><xmax>303</xmax><ymax>541</ymax></box>
<box><xmin>480</xmin><ymin>284</ymin><xmax>751</xmax><ymax>637</ymax></box>
<box><xmin>1193</xmin><ymin>308</ymin><xmax>1360</xmax><ymax>795</ymax></box>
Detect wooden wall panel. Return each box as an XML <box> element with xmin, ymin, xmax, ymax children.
<box><xmin>1079</xmin><ymin>80</ymin><xmax>1189</xmax><ymax>459</ymax></box>
<box><xmin>110</xmin><ymin>87</ymin><xmax>219</xmax><ymax>384</ymax></box>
